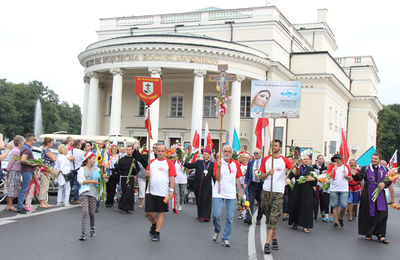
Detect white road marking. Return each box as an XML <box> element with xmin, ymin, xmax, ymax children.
<box><xmin>248</xmin><ymin>209</ymin><xmax>258</xmax><ymax>260</ymax></box>
<box><xmin>0</xmin><ymin>204</ymin><xmax>79</xmax><ymax>225</ymax></box>
<box><xmin>260</xmin><ymin>215</ymin><xmax>273</xmax><ymax>260</ymax></box>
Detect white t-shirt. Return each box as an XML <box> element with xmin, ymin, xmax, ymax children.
<box><xmin>147</xmin><ymin>158</ymin><xmax>177</xmax><ymax>197</ymax></box>
<box><xmin>260</xmin><ymin>155</ymin><xmax>293</xmax><ymax>194</ymax></box>
<box><xmin>327</xmin><ymin>165</ymin><xmax>350</xmax><ymax>192</ymax></box>
<box><xmin>69</xmin><ymin>148</ymin><xmax>86</xmax><ymax>170</ymax></box>
<box><xmin>174</xmin><ymin>160</ymin><xmax>187</xmax><ymax>184</ymax></box>
<box><xmin>240</xmin><ymin>164</ymin><xmax>247</xmax><ymax>185</ymax></box>
<box><xmin>55</xmin><ymin>154</ymin><xmax>71</xmax><ymax>186</ymax></box>
<box><xmin>212</xmin><ymin>159</ymin><xmax>243</xmax><ymax>199</ymax></box>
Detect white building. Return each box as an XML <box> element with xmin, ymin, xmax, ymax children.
<box><xmin>78</xmin><ymin>6</ymin><xmax>382</xmax><ymax>160</ymax></box>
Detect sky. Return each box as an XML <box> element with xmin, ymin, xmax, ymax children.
<box><xmin>1</xmin><ymin>0</ymin><xmax>398</xmax><ymax>107</ymax></box>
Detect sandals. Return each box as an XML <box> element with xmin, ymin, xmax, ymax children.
<box><xmin>303</xmin><ymin>228</ymin><xmax>309</xmax><ymax>233</ymax></box>
<box><xmin>365</xmin><ymin>236</ymin><xmax>372</xmax><ymax>241</ymax></box>
<box><xmin>6</xmin><ymin>207</ymin><xmax>17</xmax><ymax>212</ymax></box>
<box><xmin>378</xmin><ymin>235</ymin><xmax>389</xmax><ymax>244</ymax></box>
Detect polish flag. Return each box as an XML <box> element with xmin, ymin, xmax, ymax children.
<box><xmin>388</xmin><ymin>150</ymin><xmax>398</xmax><ymax>171</ymax></box>
<box><xmin>145</xmin><ymin>106</ymin><xmax>153</xmax><ymax>140</ymax></box>
<box><xmin>255</xmin><ymin>118</ymin><xmax>269</xmax><ymax>149</ymax></box>
<box><xmin>339</xmin><ymin>128</ymin><xmax>349</xmax><ymax>164</ymax></box>
<box><xmin>192</xmin><ymin>130</ymin><xmax>200</xmax><ymax>149</ymax></box>
<box><xmin>204</xmin><ymin>121</ymin><xmax>214</xmax><ymax>149</ymax></box>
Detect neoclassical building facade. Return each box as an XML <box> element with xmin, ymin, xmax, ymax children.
<box><xmin>78</xmin><ymin>6</ymin><xmax>381</xmax><ymax>160</ymax></box>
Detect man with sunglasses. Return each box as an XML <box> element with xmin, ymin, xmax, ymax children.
<box><xmin>243</xmin><ymin>148</ymin><xmax>264</xmax><ymax>225</ymax></box>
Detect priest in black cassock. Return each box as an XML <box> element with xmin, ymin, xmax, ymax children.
<box><xmin>286</xmin><ymin>155</ymin><xmax>316</xmax><ymax>232</ymax></box>
<box><xmin>183</xmin><ymin>148</ymin><xmax>214</xmax><ymax>222</ymax></box>
<box><xmin>353</xmin><ymin>153</ymin><xmax>391</xmax><ymax>244</ymax></box>
<box><xmin>115</xmin><ymin>145</ymin><xmax>138</xmax><ymax>213</ymax></box>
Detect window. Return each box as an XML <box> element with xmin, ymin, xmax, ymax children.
<box><xmin>240</xmin><ymin>96</ymin><xmax>251</xmax><ymax>118</ymax></box>
<box><xmin>170</xmin><ymin>95</ymin><xmax>183</xmax><ymax>117</ymax></box>
<box><xmin>204</xmin><ymin>95</ymin><xmax>217</xmax><ymax>117</ymax></box>
<box><xmin>138</xmin><ymin>99</ymin><xmax>145</xmax><ymax>116</ymax></box>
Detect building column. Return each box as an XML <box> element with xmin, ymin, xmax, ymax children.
<box><xmin>81</xmin><ymin>76</ymin><xmax>90</xmax><ymax>135</ymax></box>
<box><xmin>229</xmin><ymin>75</ymin><xmax>245</xmax><ymax>145</ymax></box>
<box><xmin>191</xmin><ymin>70</ymin><xmax>207</xmax><ymax>144</ymax></box>
<box><xmin>149</xmin><ymin>67</ymin><xmax>161</xmax><ymax>156</ymax></box>
<box><xmin>109</xmin><ymin>68</ymin><xmax>125</xmax><ymax>136</ymax></box>
<box><xmin>86</xmin><ymin>72</ymin><xmax>99</xmax><ymax>135</ymax></box>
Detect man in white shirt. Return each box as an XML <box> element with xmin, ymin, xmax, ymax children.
<box><xmin>259</xmin><ymin>140</ymin><xmax>293</xmax><ymax>255</ymax></box>
<box><xmin>145</xmin><ymin>145</ymin><xmax>176</xmax><ymax>242</ymax></box>
<box><xmin>327</xmin><ymin>154</ymin><xmax>353</xmax><ymax>230</ymax></box>
<box><xmin>69</xmin><ymin>140</ymin><xmax>86</xmax><ymax>204</ymax></box>
<box><xmin>212</xmin><ymin>146</ymin><xmax>243</xmax><ymax>247</ymax></box>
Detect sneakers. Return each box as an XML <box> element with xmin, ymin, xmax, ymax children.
<box><xmin>151</xmin><ymin>232</ymin><xmax>160</xmax><ymax>242</ymax></box>
<box><xmin>17</xmin><ymin>208</ymin><xmax>27</xmax><ymax>214</ymax></box>
<box><xmin>64</xmin><ymin>202</ymin><xmax>70</xmax><ymax>207</ymax></box>
<box><xmin>333</xmin><ymin>223</ymin><xmax>339</xmax><ymax>230</ymax></box>
<box><xmin>57</xmin><ymin>202</ymin><xmax>64</xmax><ymax>206</ymax></box>
<box><xmin>329</xmin><ymin>217</ymin><xmax>334</xmax><ymax>222</ymax></box>
<box><xmin>79</xmin><ymin>233</ymin><xmax>87</xmax><ymax>241</ymax></box>
<box><xmin>272</xmin><ymin>239</ymin><xmax>279</xmax><ymax>250</ymax></box>
<box><xmin>238</xmin><ymin>215</ymin><xmax>243</xmax><ymax>219</ymax></box>
<box><xmin>177</xmin><ymin>205</ymin><xmax>182</xmax><ymax>211</ymax></box>
<box><xmin>89</xmin><ymin>228</ymin><xmax>96</xmax><ymax>237</ymax></box>
<box><xmin>322</xmin><ymin>217</ymin><xmax>329</xmax><ymax>223</ymax></box>
<box><xmin>149</xmin><ymin>225</ymin><xmax>156</xmax><ymax>237</ymax></box>
<box><xmin>212</xmin><ymin>232</ymin><xmax>219</xmax><ymax>241</ymax></box>
<box><xmin>264</xmin><ymin>243</ymin><xmax>271</xmax><ymax>254</ymax></box>
<box><xmin>222</xmin><ymin>240</ymin><xmax>230</xmax><ymax>247</ymax></box>
<box><xmin>339</xmin><ymin>219</ymin><xmax>344</xmax><ymax>228</ymax></box>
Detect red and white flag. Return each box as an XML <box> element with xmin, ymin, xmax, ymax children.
<box><xmin>145</xmin><ymin>106</ymin><xmax>153</xmax><ymax>140</ymax></box>
<box><xmin>204</xmin><ymin>121</ymin><xmax>214</xmax><ymax>149</ymax></box>
<box><xmin>255</xmin><ymin>118</ymin><xmax>269</xmax><ymax>149</ymax></box>
<box><xmin>388</xmin><ymin>150</ymin><xmax>398</xmax><ymax>171</ymax></box>
<box><xmin>339</xmin><ymin>128</ymin><xmax>349</xmax><ymax>164</ymax></box>
<box><xmin>192</xmin><ymin>129</ymin><xmax>200</xmax><ymax>149</ymax></box>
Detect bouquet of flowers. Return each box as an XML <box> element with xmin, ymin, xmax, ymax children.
<box><xmin>184</xmin><ymin>146</ymin><xmax>195</xmax><ymax>162</ymax></box>
<box><xmin>285</xmin><ymin>161</ymin><xmax>300</xmax><ymax>189</ymax></box>
<box><xmin>13</xmin><ymin>156</ymin><xmax>55</xmax><ymax>174</ymax></box>
<box><xmin>372</xmin><ymin>167</ymin><xmax>399</xmax><ymax>202</ymax></box>
<box><xmin>236</xmin><ymin>198</ymin><xmax>252</xmax><ymax>217</ymax></box>
<box><xmin>95</xmin><ymin>143</ymin><xmax>107</xmax><ymax>201</ymax></box>
<box><xmin>296</xmin><ymin>171</ymin><xmax>318</xmax><ymax>184</ymax></box>
<box><xmin>317</xmin><ymin>173</ymin><xmax>331</xmax><ymax>191</ymax></box>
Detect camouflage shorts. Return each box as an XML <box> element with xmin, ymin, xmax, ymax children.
<box><xmin>261</xmin><ymin>190</ymin><xmax>283</xmax><ymax>230</ymax></box>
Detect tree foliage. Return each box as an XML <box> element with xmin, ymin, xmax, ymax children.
<box><xmin>377</xmin><ymin>104</ymin><xmax>400</xmax><ymax>161</ymax></box>
<box><xmin>0</xmin><ymin>79</ymin><xmax>81</xmax><ymax>139</ymax></box>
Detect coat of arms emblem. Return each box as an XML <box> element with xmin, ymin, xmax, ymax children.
<box><xmin>143</xmin><ymin>82</ymin><xmax>154</xmax><ymax>95</ymax></box>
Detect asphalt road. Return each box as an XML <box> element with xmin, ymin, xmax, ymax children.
<box><xmin>1</xmin><ymin>193</ymin><xmax>400</xmax><ymax>260</ymax></box>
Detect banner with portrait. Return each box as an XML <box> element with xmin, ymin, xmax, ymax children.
<box><xmin>250</xmin><ymin>81</ymin><xmax>301</xmax><ymax>118</ymax></box>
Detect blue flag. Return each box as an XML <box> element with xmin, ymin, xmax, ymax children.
<box><xmin>356</xmin><ymin>146</ymin><xmax>376</xmax><ymax>167</ymax></box>
<box><xmin>232</xmin><ymin>128</ymin><xmax>241</xmax><ymax>152</ymax></box>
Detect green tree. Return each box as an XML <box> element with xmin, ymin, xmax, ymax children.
<box><xmin>0</xmin><ymin>79</ymin><xmax>81</xmax><ymax>139</ymax></box>
<box><xmin>377</xmin><ymin>104</ymin><xmax>400</xmax><ymax>161</ymax></box>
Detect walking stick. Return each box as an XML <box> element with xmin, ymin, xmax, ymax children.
<box><xmin>218</xmin><ymin>115</ymin><xmax>223</xmax><ymax>194</ymax></box>
<box><xmin>147</xmin><ymin>106</ymin><xmax>151</xmax><ymax>193</ymax></box>
<box><xmin>269</xmin><ymin>119</ymin><xmax>276</xmax><ymax>205</ymax></box>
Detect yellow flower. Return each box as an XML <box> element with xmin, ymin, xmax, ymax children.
<box><xmin>96</xmin><ymin>155</ymin><xmax>103</xmax><ymax>164</ymax></box>
<box><xmin>245</xmin><ymin>201</ymin><xmax>250</xmax><ymax>207</ymax></box>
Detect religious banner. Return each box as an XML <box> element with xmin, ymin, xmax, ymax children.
<box><xmin>250</xmin><ymin>81</ymin><xmax>301</xmax><ymax>118</ymax></box>
<box><xmin>135</xmin><ymin>76</ymin><xmax>162</xmax><ymax>106</ymax></box>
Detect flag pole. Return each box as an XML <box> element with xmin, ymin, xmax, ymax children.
<box><xmin>269</xmin><ymin>118</ymin><xmax>276</xmax><ymax>205</ymax></box>
<box><xmin>147</xmin><ymin>106</ymin><xmax>151</xmax><ymax>193</ymax></box>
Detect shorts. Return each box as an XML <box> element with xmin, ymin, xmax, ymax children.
<box><xmin>330</xmin><ymin>191</ymin><xmax>348</xmax><ymax>208</ymax></box>
<box><xmin>138</xmin><ymin>178</ymin><xmax>146</xmax><ymax>199</ymax></box>
<box><xmin>261</xmin><ymin>190</ymin><xmax>283</xmax><ymax>230</ymax></box>
<box><xmin>348</xmin><ymin>190</ymin><xmax>360</xmax><ymax>204</ymax></box>
<box><xmin>145</xmin><ymin>193</ymin><xmax>169</xmax><ymax>213</ymax></box>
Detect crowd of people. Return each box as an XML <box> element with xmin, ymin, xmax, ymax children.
<box><xmin>0</xmin><ymin>133</ymin><xmax>396</xmax><ymax>253</ymax></box>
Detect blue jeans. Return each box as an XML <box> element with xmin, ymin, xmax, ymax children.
<box><xmin>17</xmin><ymin>172</ymin><xmax>33</xmax><ymax>210</ymax></box>
<box><xmin>330</xmin><ymin>191</ymin><xmax>349</xmax><ymax>208</ymax></box>
<box><xmin>212</xmin><ymin>198</ymin><xmax>235</xmax><ymax>241</ymax></box>
<box><xmin>73</xmin><ymin>174</ymin><xmax>81</xmax><ymax>201</ymax></box>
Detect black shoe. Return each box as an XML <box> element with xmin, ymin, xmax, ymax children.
<box><xmin>333</xmin><ymin>223</ymin><xmax>339</xmax><ymax>230</ymax></box>
<box><xmin>272</xmin><ymin>239</ymin><xmax>279</xmax><ymax>250</ymax></box>
<box><xmin>256</xmin><ymin>219</ymin><xmax>261</xmax><ymax>225</ymax></box>
<box><xmin>152</xmin><ymin>232</ymin><xmax>160</xmax><ymax>242</ymax></box>
<box><xmin>95</xmin><ymin>208</ymin><xmax>98</xmax><ymax>213</ymax></box>
<box><xmin>17</xmin><ymin>209</ymin><xmax>27</xmax><ymax>214</ymax></box>
<box><xmin>149</xmin><ymin>225</ymin><xmax>156</xmax><ymax>237</ymax></box>
<box><xmin>339</xmin><ymin>219</ymin><xmax>344</xmax><ymax>228</ymax></box>
<box><xmin>264</xmin><ymin>243</ymin><xmax>271</xmax><ymax>254</ymax></box>
<box><xmin>105</xmin><ymin>204</ymin><xmax>113</xmax><ymax>208</ymax></box>
<box><xmin>243</xmin><ymin>218</ymin><xmax>252</xmax><ymax>225</ymax></box>
<box><xmin>79</xmin><ymin>233</ymin><xmax>87</xmax><ymax>241</ymax></box>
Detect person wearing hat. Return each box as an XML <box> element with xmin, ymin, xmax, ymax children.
<box><xmin>326</xmin><ymin>153</ymin><xmax>353</xmax><ymax>230</ymax></box>
<box><xmin>77</xmin><ymin>151</ymin><xmax>109</xmax><ymax>241</ymax></box>
<box><xmin>182</xmin><ymin>147</ymin><xmax>215</xmax><ymax>222</ymax></box>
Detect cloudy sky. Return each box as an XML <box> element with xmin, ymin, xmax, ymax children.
<box><xmin>1</xmin><ymin>0</ymin><xmax>398</xmax><ymax>107</ymax></box>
